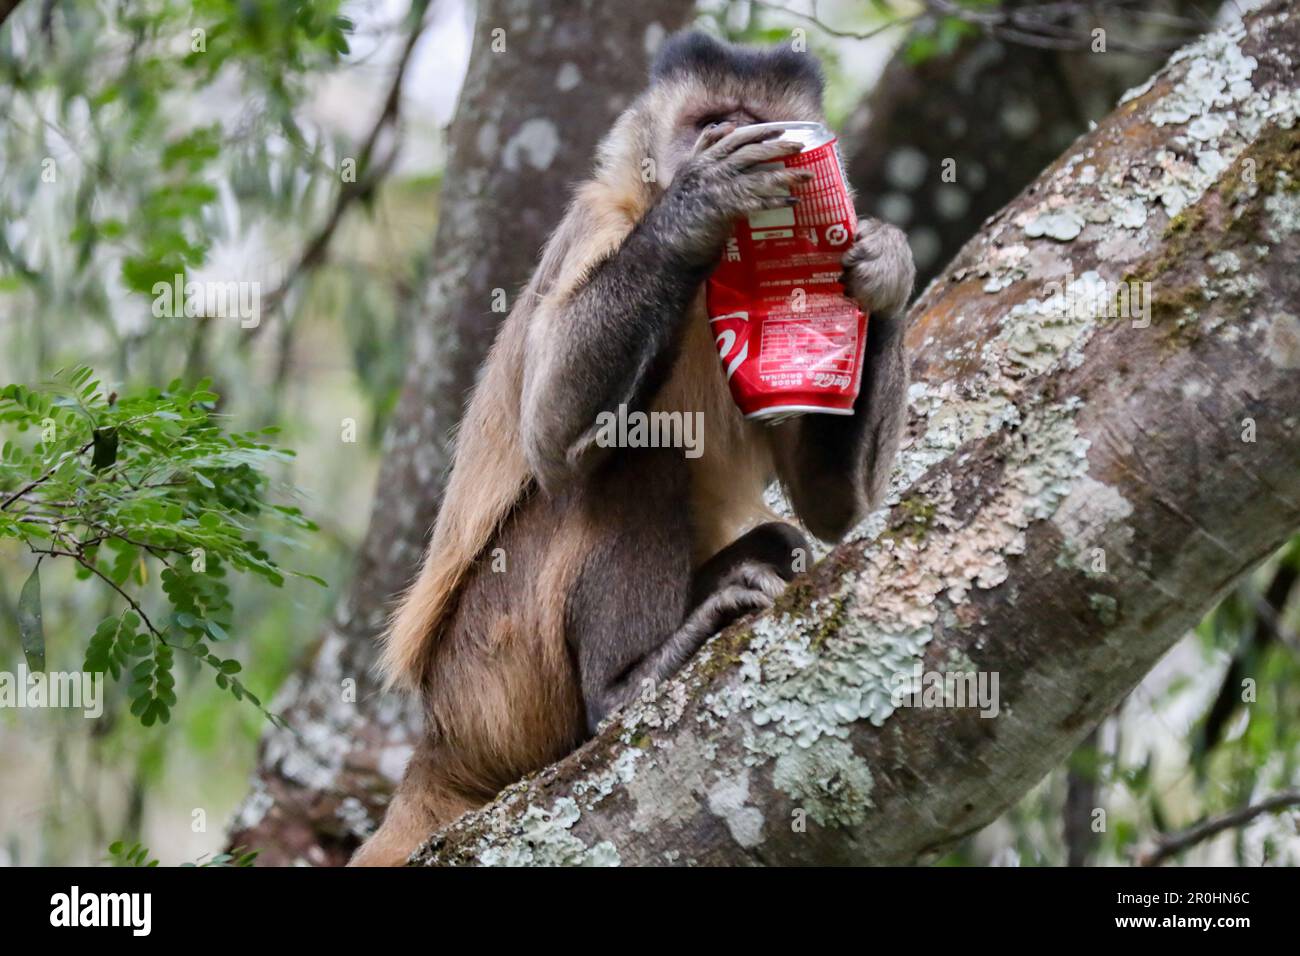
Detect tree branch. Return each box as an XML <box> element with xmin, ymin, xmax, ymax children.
<box><xmin>250</xmin><ymin>0</ymin><xmax>433</xmax><ymax>331</ymax></box>
<box><xmin>1135</xmin><ymin>790</ymin><xmax>1300</xmax><ymax>866</ymax></box>
<box><xmin>1195</xmin><ymin>559</ymin><xmax>1298</xmax><ymax>761</ymax></box>
<box><xmin>744</xmin><ymin>0</ymin><xmax>1212</xmax><ymax>53</ymax></box>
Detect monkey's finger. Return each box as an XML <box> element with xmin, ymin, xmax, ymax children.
<box><xmin>705</xmin><ymin>122</ymin><xmax>786</xmax><ymax>160</ymax></box>
<box><xmin>733</xmin><ymin>563</ymin><xmax>789</xmax><ymax>601</ymax></box>
<box><xmin>730</xmin><ymin>192</ymin><xmax>800</xmax><ymax>214</ymax></box>
<box><xmin>691</xmin><ymin>121</ymin><xmax>738</xmax><ymax>156</ymax></box>
<box><xmin>743</xmin><ymin>168</ymin><xmax>815</xmax><ymax>196</ymax></box>
<box><xmin>726</xmin><ymin>139</ymin><xmax>804</xmax><ymax>170</ymax></box>
<box><xmin>749</xmin><ymin>194</ymin><xmax>801</xmax><ymax>211</ymax></box>
<box><xmin>712</xmin><ymin>583</ymin><xmax>775</xmax><ymax>619</ymax></box>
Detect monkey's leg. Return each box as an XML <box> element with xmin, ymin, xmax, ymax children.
<box><xmin>571</xmin><ymin>508</ymin><xmax>807</xmax><ymax>733</ymax></box>
<box><xmin>348</xmin><ymin>738</ymin><xmax>477</xmax><ymax>867</ymax></box>
<box><xmin>773</xmin><ymin>218</ymin><xmax>915</xmax><ymax>541</ymax></box>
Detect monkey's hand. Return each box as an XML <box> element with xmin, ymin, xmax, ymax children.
<box><xmin>654</xmin><ymin>123</ymin><xmax>814</xmax><ymax>267</ymax></box>
<box><xmin>841</xmin><ymin>218</ymin><xmax>915</xmax><ymax>321</ymax></box>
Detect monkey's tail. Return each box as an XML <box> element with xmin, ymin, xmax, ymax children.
<box><xmin>349</xmin><ymin>743</ymin><xmax>479</xmax><ymax>867</ymax></box>
<box><xmin>378</xmin><ymin>559</ymin><xmax>459</xmax><ymax>691</ymax></box>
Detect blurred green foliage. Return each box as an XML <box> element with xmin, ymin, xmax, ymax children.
<box><xmin>106</xmin><ymin>837</ymin><xmax>257</xmax><ymax>866</ymax></box>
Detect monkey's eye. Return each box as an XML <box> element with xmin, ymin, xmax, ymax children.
<box><xmin>696</xmin><ymin>114</ymin><xmax>730</xmax><ymax>130</ymax></box>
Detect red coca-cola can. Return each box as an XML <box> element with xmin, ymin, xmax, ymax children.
<box><xmin>706</xmin><ymin>121</ymin><xmax>864</xmax><ymax>421</ymax></box>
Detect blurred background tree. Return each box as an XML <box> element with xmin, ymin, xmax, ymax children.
<box><xmin>1</xmin><ymin>0</ymin><xmax>1296</xmax><ymax>866</ymax></box>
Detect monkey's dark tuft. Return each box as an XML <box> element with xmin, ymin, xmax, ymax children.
<box><xmin>650</xmin><ymin>30</ymin><xmax>824</xmax><ymax>99</ymax></box>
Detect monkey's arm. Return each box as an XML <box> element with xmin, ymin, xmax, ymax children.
<box><xmin>520</xmin><ymin>218</ymin><xmax>711</xmax><ymax>492</ymax></box>
<box><xmin>773</xmin><ymin>219</ymin><xmax>914</xmax><ymax>541</ymax></box>
<box><xmin>520</xmin><ymin>124</ymin><xmax>809</xmax><ymax>493</ymax></box>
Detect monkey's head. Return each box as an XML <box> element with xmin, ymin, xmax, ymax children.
<box><xmin>640</xmin><ymin>30</ymin><xmax>827</xmax><ymax>186</ymax></box>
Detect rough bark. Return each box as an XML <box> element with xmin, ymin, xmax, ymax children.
<box><xmin>841</xmin><ymin>1</ymin><xmax>1213</xmax><ymax>287</ymax></box>
<box><xmin>228</xmin><ymin>0</ymin><xmax>696</xmax><ymax>866</ymax></box>
<box><xmin>411</xmin><ymin>4</ymin><xmax>1300</xmax><ymax>866</ymax></box>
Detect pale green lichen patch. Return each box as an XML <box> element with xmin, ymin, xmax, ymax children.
<box><xmin>1010</xmin><ymin>13</ymin><xmax>1300</xmax><ymax>260</ymax></box>
<box><xmin>476</xmin><ymin>797</ymin><xmax>620</xmax><ymax>867</ymax></box>
<box><xmin>889</xmin><ymin>269</ymin><xmax>1104</xmax><ymax>505</ymax></box>
<box><xmin>1089</xmin><ymin>593</ymin><xmax>1119</xmax><ymax>627</ymax></box>
<box><xmin>1264</xmin><ymin>179</ymin><xmax>1300</xmax><ymax>242</ymax></box>
<box><xmin>1051</xmin><ymin>474</ymin><xmax>1135</xmax><ymax>568</ymax></box>
<box><xmin>772</xmin><ymin>738</ymin><xmax>875</xmax><ymax>828</ymax></box>
<box><xmin>571</xmin><ymin>745</ymin><xmax>644</xmax><ymax>803</ymax></box>
<box><xmin>987</xmin><ymin>272</ymin><xmax>1103</xmax><ymax>374</ymax></box>
<box><xmin>943</xmin><ymin>648</ymin><xmax>980</xmax><ymax>676</ymax></box>
<box><xmin>1148</xmin><ymin>28</ymin><xmax>1258</xmax><ymax>127</ymax></box>
<box><xmin>1128</xmin><ymin>21</ymin><xmax>1300</xmax><ymax>219</ymax></box>
<box><xmin>616</xmin><ymin>675</ymin><xmax>691</xmax><ymax>736</ymax></box>
<box><xmin>892</xmin><ymin>383</ymin><xmax>1020</xmax><ymax>496</ymax></box>
<box><xmin>1025</xmin><ymin>210</ymin><xmax>1085</xmax><ymax>241</ymax></box>
<box><xmin>705</xmin><ymin>769</ymin><xmax>766</xmax><ymax>848</ymax></box>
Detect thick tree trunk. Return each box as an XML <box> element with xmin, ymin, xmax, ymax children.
<box><xmin>841</xmin><ymin>0</ymin><xmax>1211</xmax><ymax>286</ymax></box>
<box><xmin>411</xmin><ymin>3</ymin><xmax>1300</xmax><ymax>866</ymax></box>
<box><xmin>228</xmin><ymin>0</ymin><xmax>696</xmax><ymax>865</ymax></box>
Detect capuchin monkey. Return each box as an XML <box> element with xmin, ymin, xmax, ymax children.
<box><xmin>350</xmin><ymin>30</ymin><xmax>915</xmax><ymax>866</ymax></box>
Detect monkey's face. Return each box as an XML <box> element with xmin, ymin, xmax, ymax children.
<box><xmin>645</xmin><ymin>33</ymin><xmax>827</xmax><ymax>187</ymax></box>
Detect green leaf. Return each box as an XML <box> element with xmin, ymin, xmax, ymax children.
<box><xmin>17</xmin><ymin>563</ymin><xmax>45</xmax><ymax>671</ymax></box>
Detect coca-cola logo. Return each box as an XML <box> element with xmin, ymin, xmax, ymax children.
<box><xmin>710</xmin><ymin>311</ymin><xmax>749</xmax><ymax>381</ymax></box>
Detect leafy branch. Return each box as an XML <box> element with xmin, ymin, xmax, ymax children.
<box><xmin>0</xmin><ymin>366</ymin><xmax>323</xmax><ymax>727</ymax></box>
<box><xmin>107</xmin><ymin>839</ymin><xmax>259</xmax><ymax>867</ymax></box>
